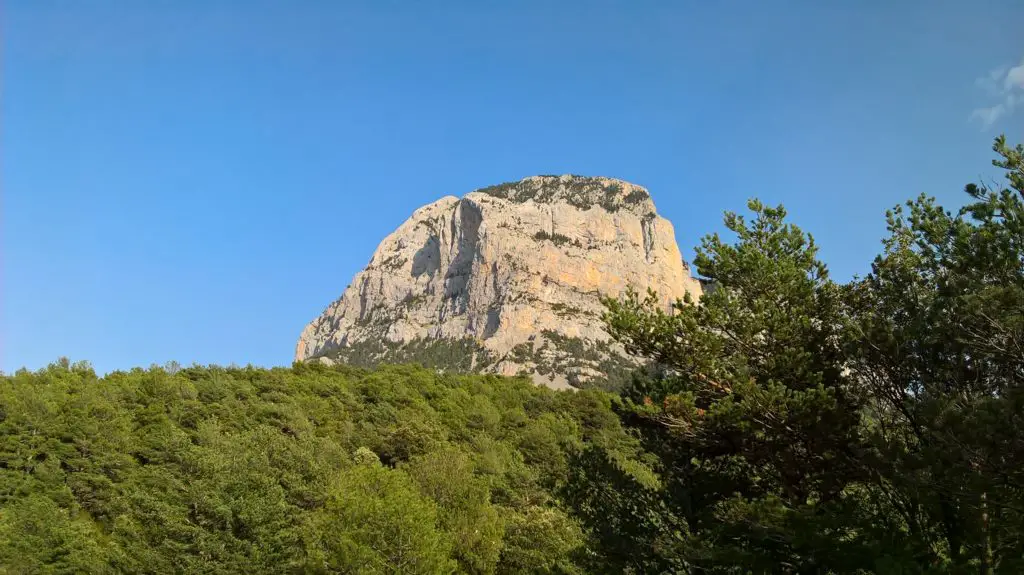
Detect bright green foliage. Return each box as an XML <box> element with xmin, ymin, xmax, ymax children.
<box><xmin>304</xmin><ymin>461</ymin><xmax>456</xmax><ymax>574</ymax></box>
<box><xmin>403</xmin><ymin>448</ymin><xmax>504</xmax><ymax>573</ymax></box>
<box><xmin>0</xmin><ymin>494</ymin><xmax>116</xmax><ymax>574</ymax></box>
<box><xmin>497</xmin><ymin>505</ymin><xmax>585</xmax><ymax>574</ymax></box>
<box><xmin>0</xmin><ymin>362</ymin><xmax>643</xmax><ymax>573</ymax></box>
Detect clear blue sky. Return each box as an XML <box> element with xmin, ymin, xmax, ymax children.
<box><xmin>3</xmin><ymin>1</ymin><xmax>1023</xmax><ymax>374</ymax></box>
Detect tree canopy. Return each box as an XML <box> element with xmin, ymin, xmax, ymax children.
<box><xmin>0</xmin><ymin>362</ymin><xmax>647</xmax><ymax>573</ymax></box>
<box><xmin>592</xmin><ymin>135</ymin><xmax>1024</xmax><ymax>573</ymax></box>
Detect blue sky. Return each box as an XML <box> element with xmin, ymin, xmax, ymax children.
<box><xmin>3</xmin><ymin>1</ymin><xmax>1023</xmax><ymax>374</ymax></box>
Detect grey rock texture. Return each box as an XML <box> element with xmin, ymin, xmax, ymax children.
<box><xmin>296</xmin><ymin>175</ymin><xmax>702</xmax><ymax>389</ymax></box>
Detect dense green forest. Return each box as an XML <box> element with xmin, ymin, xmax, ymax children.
<box><xmin>0</xmin><ymin>361</ymin><xmax>642</xmax><ymax>573</ymax></box>
<box><xmin>1</xmin><ymin>136</ymin><xmax>1022</xmax><ymax>573</ymax></box>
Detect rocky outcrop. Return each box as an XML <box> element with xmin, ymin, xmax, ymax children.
<box><xmin>296</xmin><ymin>175</ymin><xmax>702</xmax><ymax>389</ymax></box>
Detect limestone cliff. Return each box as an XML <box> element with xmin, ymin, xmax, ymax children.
<box><xmin>296</xmin><ymin>175</ymin><xmax>702</xmax><ymax>389</ymax></box>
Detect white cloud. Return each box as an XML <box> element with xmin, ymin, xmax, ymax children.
<box><xmin>971</xmin><ymin>57</ymin><xmax>1024</xmax><ymax>129</ymax></box>
<box><xmin>976</xmin><ymin>66</ymin><xmax>1007</xmax><ymax>95</ymax></box>
<box><xmin>971</xmin><ymin>104</ymin><xmax>1006</xmax><ymax>127</ymax></box>
<box><xmin>1006</xmin><ymin>61</ymin><xmax>1024</xmax><ymax>91</ymax></box>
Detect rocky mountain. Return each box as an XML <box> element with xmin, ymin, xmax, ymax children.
<box><xmin>296</xmin><ymin>175</ymin><xmax>702</xmax><ymax>389</ymax></box>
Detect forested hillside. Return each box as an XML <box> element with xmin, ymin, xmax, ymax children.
<box><xmin>1</xmin><ymin>136</ymin><xmax>1022</xmax><ymax>573</ymax></box>
<box><xmin>0</xmin><ymin>361</ymin><xmax>647</xmax><ymax>573</ymax></box>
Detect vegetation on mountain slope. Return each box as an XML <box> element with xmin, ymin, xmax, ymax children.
<box><xmin>0</xmin><ymin>361</ymin><xmax>646</xmax><ymax>574</ymax></box>
<box><xmin>1</xmin><ymin>136</ymin><xmax>1022</xmax><ymax>573</ymax></box>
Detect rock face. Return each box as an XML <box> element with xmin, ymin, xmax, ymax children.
<box><xmin>296</xmin><ymin>175</ymin><xmax>702</xmax><ymax>389</ymax></box>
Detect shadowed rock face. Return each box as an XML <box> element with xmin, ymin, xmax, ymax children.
<box><xmin>296</xmin><ymin>175</ymin><xmax>702</xmax><ymax>390</ymax></box>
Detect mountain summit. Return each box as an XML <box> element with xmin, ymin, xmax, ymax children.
<box><xmin>296</xmin><ymin>175</ymin><xmax>702</xmax><ymax>389</ymax></box>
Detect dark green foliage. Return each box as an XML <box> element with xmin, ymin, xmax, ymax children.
<box><xmin>378</xmin><ymin>254</ymin><xmax>408</xmax><ymax>269</ymax></box>
<box><xmin>549</xmin><ymin>302</ymin><xmax>587</xmax><ymax>317</ymax></box>
<box><xmin>316</xmin><ymin>337</ymin><xmax>496</xmax><ymax>372</ymax></box>
<box><xmin>562</xmin><ymin>446</ymin><xmax>687</xmax><ymax>574</ymax></box>
<box><xmin>474</xmin><ymin>181</ymin><xmax>519</xmax><ymax>200</ymax></box>
<box><xmin>623</xmin><ymin>188</ymin><xmax>648</xmax><ymax>205</ymax></box>
<box><xmin>0</xmin><ymin>362</ymin><xmax>646</xmax><ymax>573</ymax></box>
<box><xmin>330</xmin><ymin>329</ymin><xmax>635</xmax><ymax>392</ymax></box>
<box><xmin>589</xmin><ymin>135</ymin><xmax>1024</xmax><ymax>573</ymax></box>
<box><xmin>475</xmin><ymin>177</ymin><xmax>646</xmax><ymax>213</ymax></box>
<box><xmin>600</xmin><ymin>198</ymin><xmax>869</xmax><ymax>572</ymax></box>
<box><xmin>540</xmin><ymin>331</ymin><xmax>637</xmax><ymax>392</ymax></box>
<box><xmin>402</xmin><ymin>293</ymin><xmax>428</xmax><ymax>308</ymax></box>
<box><xmin>842</xmin><ymin>135</ymin><xmax>1024</xmax><ymax>572</ymax></box>
<box><xmin>533</xmin><ymin>230</ymin><xmax>581</xmax><ymax>248</ymax></box>
<box><xmin>506</xmin><ymin>331</ymin><xmax>636</xmax><ymax>392</ymax></box>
